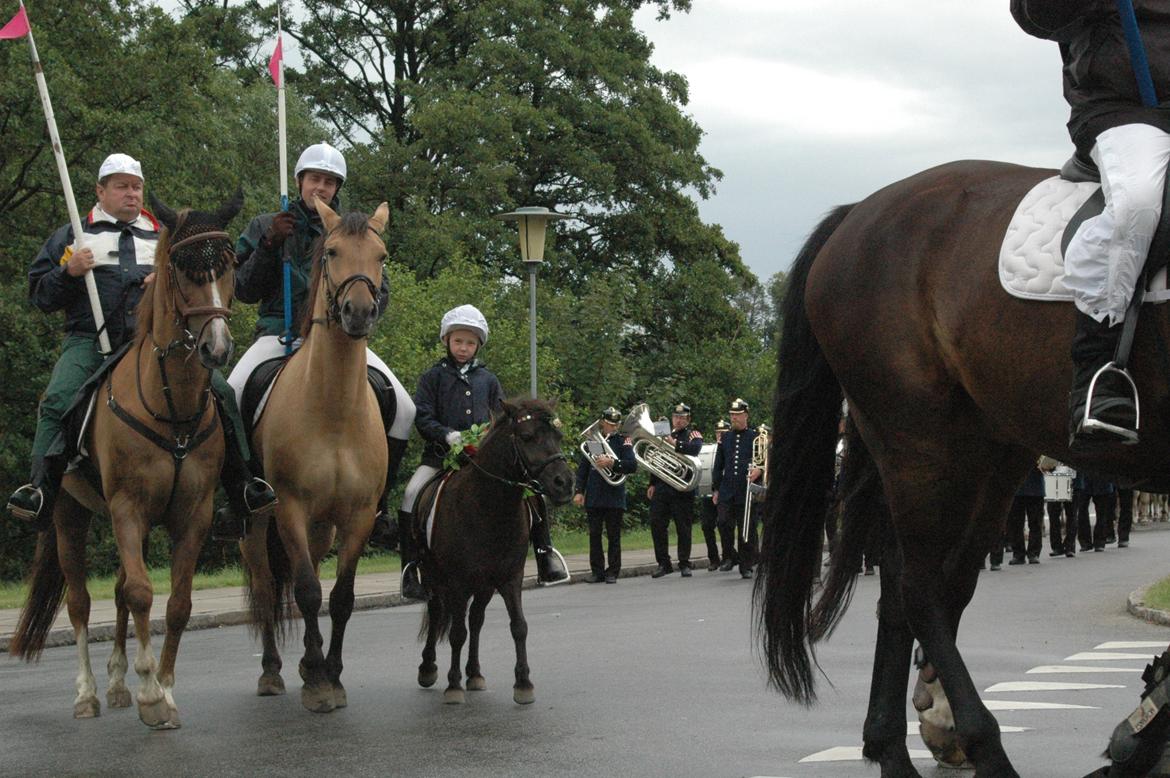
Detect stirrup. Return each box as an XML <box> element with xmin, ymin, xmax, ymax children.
<box><xmin>7</xmin><ymin>484</ymin><xmax>43</xmax><ymax>521</ymax></box>
<box><xmin>535</xmin><ymin>546</ymin><xmax>569</xmax><ymax>586</ymax></box>
<box><xmin>243</xmin><ymin>478</ymin><xmax>278</xmax><ymax>515</ymax></box>
<box><xmin>400</xmin><ymin>562</ymin><xmax>429</xmax><ymax>601</ymax></box>
<box><xmin>1077</xmin><ymin>362</ymin><xmax>1140</xmax><ymax>444</ymax></box>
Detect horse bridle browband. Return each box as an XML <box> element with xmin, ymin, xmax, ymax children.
<box><xmin>467</xmin><ymin>414</ymin><xmax>567</xmax><ymax>497</ymax></box>
<box><xmin>310</xmin><ymin>225</ymin><xmax>383</xmax><ymax>329</ymax></box>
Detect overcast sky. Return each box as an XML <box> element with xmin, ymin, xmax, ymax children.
<box><xmin>634</xmin><ymin>0</ymin><xmax>1073</xmax><ymax>281</ymax></box>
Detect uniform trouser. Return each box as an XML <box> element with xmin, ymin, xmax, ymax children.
<box><xmin>1007</xmin><ymin>495</ymin><xmax>1045</xmax><ymax>559</ymax></box>
<box><xmin>586</xmin><ymin>506</ymin><xmax>623</xmax><ymax>576</ymax></box>
<box><xmin>1064</xmin><ymin>124</ymin><xmax>1170</xmax><ymax>325</ymax></box>
<box><xmin>717</xmin><ymin>500</ymin><xmax>757</xmax><ymax>571</ymax></box>
<box><xmin>1075</xmin><ymin>491</ymin><xmax>1116</xmax><ymax>549</ymax></box>
<box><xmin>649</xmin><ymin>493</ymin><xmax>693</xmax><ymax>569</ymax></box>
<box><xmin>1047</xmin><ymin>500</ymin><xmax>1075</xmax><ymax>553</ymax></box>
<box><xmin>699</xmin><ymin>498</ymin><xmax>722</xmax><ymax>564</ymax></box>
<box><xmin>227</xmin><ymin>335</ymin><xmax>416</xmax><ymax>440</ymax></box>
<box><xmin>1118</xmin><ymin>488</ymin><xmax>1134</xmax><ymax>542</ymax></box>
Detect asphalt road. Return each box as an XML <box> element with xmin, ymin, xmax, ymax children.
<box><xmin>4</xmin><ymin>526</ymin><xmax>1170</xmax><ymax>778</ymax></box>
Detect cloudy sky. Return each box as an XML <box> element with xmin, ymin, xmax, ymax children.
<box><xmin>633</xmin><ymin>0</ymin><xmax>1074</xmax><ymax>281</ymax></box>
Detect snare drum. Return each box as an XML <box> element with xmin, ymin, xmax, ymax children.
<box><xmin>1043</xmin><ymin>467</ymin><xmax>1074</xmax><ymax>502</ymax></box>
<box><xmin>694</xmin><ymin>443</ymin><xmax>718</xmax><ymax>498</ymax></box>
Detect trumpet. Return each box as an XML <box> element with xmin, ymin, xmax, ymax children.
<box><xmin>579</xmin><ymin>419</ymin><xmax>626</xmax><ymax>486</ymax></box>
<box><xmin>742</xmin><ymin>424</ymin><xmax>770</xmax><ymax>542</ymax></box>
<box><xmin>621</xmin><ymin>403</ymin><xmax>700</xmax><ymax>492</ymax></box>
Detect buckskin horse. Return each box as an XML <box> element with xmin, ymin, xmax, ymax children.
<box><xmin>10</xmin><ymin>192</ymin><xmax>243</xmax><ymax>730</ymax></box>
<box><xmin>755</xmin><ymin>159</ymin><xmax>1170</xmax><ymax>777</ymax></box>
<box><xmin>240</xmin><ymin>199</ymin><xmax>388</xmax><ymax>713</ymax></box>
<box><xmin>415</xmin><ymin>398</ymin><xmax>574</xmax><ymax>705</ymax></box>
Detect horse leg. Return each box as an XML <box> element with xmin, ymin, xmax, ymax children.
<box><xmin>418</xmin><ymin>598</ymin><xmax>440</xmax><ymax>688</ymax></box>
<box><xmin>276</xmin><ymin>504</ymin><xmax>333</xmax><ymax>713</ymax></box>
<box><xmin>443</xmin><ymin>593</ymin><xmax>471</xmax><ymax>705</ymax></box>
<box><xmin>465</xmin><ymin>588</ymin><xmax>493</xmax><ymax>691</ymax></box>
<box><xmin>106</xmin><ymin>566</ymin><xmax>132</xmax><ymax>709</ymax></box>
<box><xmin>240</xmin><ymin>516</ymin><xmax>284</xmax><ymax>696</ymax></box>
<box><xmin>322</xmin><ymin>527</ymin><xmax>362</xmax><ymax>709</ymax></box>
<box><xmin>56</xmin><ymin>494</ymin><xmax>99</xmax><ymax>719</ymax></box>
<box><xmin>499</xmin><ymin>577</ymin><xmax>533</xmax><ymax>705</ymax></box>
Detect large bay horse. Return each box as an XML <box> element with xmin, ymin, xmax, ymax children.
<box><xmin>755</xmin><ymin>159</ymin><xmax>1170</xmax><ymax>777</ymax></box>
<box><xmin>10</xmin><ymin>193</ymin><xmax>243</xmax><ymax>730</ymax></box>
<box><xmin>240</xmin><ymin>199</ymin><xmax>388</xmax><ymax>713</ymax></box>
<box><xmin>416</xmin><ymin>398</ymin><xmax>574</xmax><ymax>705</ymax></box>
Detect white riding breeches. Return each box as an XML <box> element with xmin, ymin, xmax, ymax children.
<box><xmin>1064</xmin><ymin>123</ymin><xmax>1170</xmax><ymax>325</ymax></box>
<box><xmin>401</xmin><ymin>464</ymin><xmax>440</xmax><ymax>514</ymax></box>
<box><xmin>226</xmin><ymin>335</ymin><xmax>416</xmax><ymax>439</ymax></box>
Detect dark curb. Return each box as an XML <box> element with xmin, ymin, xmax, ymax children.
<box><xmin>1128</xmin><ymin>585</ymin><xmax>1170</xmax><ymax>628</ymax></box>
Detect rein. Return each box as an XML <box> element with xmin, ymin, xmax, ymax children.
<box><xmin>465</xmin><ymin>414</ymin><xmax>567</xmax><ymax>497</ymax></box>
<box><xmin>308</xmin><ymin>225</ymin><xmax>382</xmax><ymax>330</ymax></box>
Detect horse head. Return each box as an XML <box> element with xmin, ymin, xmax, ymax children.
<box><xmin>311</xmin><ymin>198</ymin><xmax>389</xmax><ymax>339</ymax></box>
<box><xmin>499</xmin><ymin>398</ymin><xmax>574</xmax><ymax>506</ymax></box>
<box><xmin>148</xmin><ymin>189</ymin><xmax>243</xmax><ymax>369</ymax></box>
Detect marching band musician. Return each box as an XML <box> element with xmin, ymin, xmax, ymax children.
<box><xmin>574</xmin><ymin>407</ymin><xmax>637</xmax><ymax>584</ymax></box>
<box><xmin>712</xmin><ymin>398</ymin><xmax>763</xmax><ymax>579</ymax></box>
<box><xmin>699</xmin><ymin>419</ymin><xmax>733</xmax><ymax>571</ymax></box>
<box><xmin>647</xmin><ymin>402</ymin><xmax>704</xmax><ymax>578</ymax></box>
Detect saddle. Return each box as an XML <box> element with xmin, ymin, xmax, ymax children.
<box><xmin>410</xmin><ymin>470</ymin><xmax>451</xmax><ymax>552</ymax></box>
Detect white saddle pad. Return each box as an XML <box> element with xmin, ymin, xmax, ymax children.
<box><xmin>999</xmin><ymin>175</ymin><xmax>1170</xmax><ymax>303</ymax></box>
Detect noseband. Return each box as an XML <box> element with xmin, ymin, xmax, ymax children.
<box><xmin>469</xmin><ymin>414</ymin><xmax>568</xmax><ymax>497</ymax></box>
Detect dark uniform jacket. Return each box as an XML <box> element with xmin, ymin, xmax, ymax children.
<box><xmin>574</xmin><ymin>431</ymin><xmax>637</xmax><ymax>510</ymax></box>
<box><xmin>1012</xmin><ymin>0</ymin><xmax>1170</xmax><ymax>155</ymax></box>
<box><xmin>1016</xmin><ymin>466</ymin><xmax>1047</xmax><ymax>498</ymax></box>
<box><xmin>414</xmin><ymin>357</ymin><xmax>504</xmax><ymax>468</ymax></box>
<box><xmin>649</xmin><ymin>425</ymin><xmax>703</xmax><ymax>500</ymax></box>
<box><xmin>713</xmin><ymin>425</ymin><xmax>759</xmax><ymax>505</ymax></box>
<box><xmin>28</xmin><ymin>205</ymin><xmax>160</xmax><ymax>348</ymax></box>
<box><xmin>235</xmin><ymin>197</ymin><xmax>389</xmax><ymax>338</ymax></box>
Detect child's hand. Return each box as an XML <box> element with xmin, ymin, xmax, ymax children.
<box><xmin>445</xmin><ymin>430</ymin><xmax>463</xmax><ymax>446</ymax></box>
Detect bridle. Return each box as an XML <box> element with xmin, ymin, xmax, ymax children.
<box><xmin>467</xmin><ymin>413</ymin><xmax>568</xmax><ymax>497</ymax></box>
<box><xmin>308</xmin><ymin>225</ymin><xmax>383</xmax><ymax>329</ymax></box>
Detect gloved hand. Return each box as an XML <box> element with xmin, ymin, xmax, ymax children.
<box><xmin>263</xmin><ymin>211</ymin><xmax>296</xmax><ymax>250</ymax></box>
<box><xmin>445</xmin><ymin>430</ymin><xmax>463</xmax><ymax>447</ymax></box>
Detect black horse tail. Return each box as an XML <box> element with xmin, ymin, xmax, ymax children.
<box><xmin>244</xmin><ymin>518</ymin><xmax>294</xmax><ymax>643</ymax></box>
<box><xmin>418</xmin><ymin>593</ymin><xmax>453</xmax><ymax>643</ymax></box>
<box><xmin>753</xmin><ymin>203</ymin><xmax>855</xmax><ymax>704</ymax></box>
<box><xmin>10</xmin><ymin>526</ymin><xmax>66</xmax><ymax>661</ymax></box>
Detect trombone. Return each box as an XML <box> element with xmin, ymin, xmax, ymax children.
<box><xmin>578</xmin><ymin>419</ymin><xmax>627</xmax><ymax>486</ymax></box>
<box><xmin>621</xmin><ymin>403</ymin><xmax>700</xmax><ymax>492</ymax></box>
<box><xmin>742</xmin><ymin>424</ymin><xmax>770</xmax><ymax>542</ymax></box>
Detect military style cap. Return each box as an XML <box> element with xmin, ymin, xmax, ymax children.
<box><xmin>98</xmin><ymin>153</ymin><xmax>143</xmax><ymax>182</ymax></box>
<box><xmin>672</xmin><ymin>402</ymin><xmax>691</xmax><ymax>415</ymax></box>
<box><xmin>715</xmin><ymin>418</ymin><xmax>730</xmax><ymax>432</ymax></box>
<box><xmin>601</xmin><ymin>406</ymin><xmax>622</xmax><ymax>423</ymax></box>
<box><xmin>729</xmin><ymin>397</ymin><xmax>750</xmax><ymax>413</ymax></box>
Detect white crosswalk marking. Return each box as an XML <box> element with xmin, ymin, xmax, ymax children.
<box><xmin>1028</xmin><ymin>665</ymin><xmax>1141</xmax><ymax>674</ymax></box>
<box><xmin>1065</xmin><ymin>652</ymin><xmax>1152</xmax><ymax>661</ymax></box>
<box><xmin>799</xmin><ymin>746</ymin><xmax>934</xmax><ymax>763</ymax></box>
<box><xmin>983</xmin><ymin>699</ymin><xmax>1098</xmax><ymax>711</ymax></box>
<box><xmin>1094</xmin><ymin>641</ymin><xmax>1167</xmax><ymax>650</ymax></box>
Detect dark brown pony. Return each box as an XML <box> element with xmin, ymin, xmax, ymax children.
<box><xmin>755</xmin><ymin>160</ymin><xmax>1170</xmax><ymax>777</ymax></box>
<box><xmin>240</xmin><ymin>199</ymin><xmax>389</xmax><ymax>713</ymax></box>
<box><xmin>10</xmin><ymin>193</ymin><xmax>243</xmax><ymax>730</ymax></box>
<box><xmin>416</xmin><ymin>398</ymin><xmax>574</xmax><ymax>705</ymax></box>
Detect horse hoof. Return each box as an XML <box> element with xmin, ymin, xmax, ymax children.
<box><xmin>301</xmin><ymin>685</ymin><xmax>336</xmax><ymax>714</ymax></box>
<box><xmin>443</xmin><ymin>688</ymin><xmax>466</xmax><ymax>705</ymax></box>
<box><xmin>466</xmin><ymin>676</ymin><xmax>486</xmax><ymax>691</ymax></box>
<box><xmin>258</xmin><ymin>673</ymin><xmax>286</xmax><ymax>696</ymax></box>
<box><xmin>332</xmin><ymin>683</ymin><xmax>348</xmax><ymax>709</ymax></box>
<box><xmin>73</xmin><ymin>697</ymin><xmax>101</xmax><ymax>719</ymax></box>
<box><xmin>513</xmin><ymin>686</ymin><xmax>535</xmax><ymax>705</ymax></box>
<box><xmin>919</xmin><ymin>720</ymin><xmax>970</xmax><ymax>768</ymax></box>
<box><xmin>418</xmin><ymin>668</ymin><xmax>438</xmax><ymax>688</ymax></box>
<box><xmin>137</xmin><ymin>698</ymin><xmax>172</xmax><ymax>729</ymax></box>
<box><xmin>107</xmin><ymin>688</ymin><xmax>132</xmax><ymax>709</ymax></box>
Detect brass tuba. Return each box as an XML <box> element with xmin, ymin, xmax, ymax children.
<box><xmin>742</xmin><ymin>424</ymin><xmax>770</xmax><ymax>542</ymax></box>
<box><xmin>578</xmin><ymin>419</ymin><xmax>627</xmax><ymax>486</ymax></box>
<box><xmin>622</xmin><ymin>403</ymin><xmax>700</xmax><ymax>492</ymax></box>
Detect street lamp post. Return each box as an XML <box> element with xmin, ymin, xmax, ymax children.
<box><xmin>494</xmin><ymin>206</ymin><xmax>571</xmax><ymax>398</ymax></box>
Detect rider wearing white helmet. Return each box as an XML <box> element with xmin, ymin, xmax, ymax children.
<box><xmin>395</xmin><ymin>304</ymin><xmax>568</xmax><ymax>600</ymax></box>
<box><xmin>224</xmin><ymin>142</ymin><xmax>416</xmax><ymax>540</ymax></box>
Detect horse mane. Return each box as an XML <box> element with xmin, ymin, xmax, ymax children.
<box><xmin>134</xmin><ymin>210</ymin><xmax>185</xmax><ymax>345</ymax></box>
<box><xmin>300</xmin><ymin>210</ymin><xmax>372</xmax><ymax>338</ymax></box>
<box><xmin>480</xmin><ymin>397</ymin><xmax>560</xmax><ymax>447</ymax></box>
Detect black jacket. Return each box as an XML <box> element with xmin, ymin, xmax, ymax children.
<box><xmin>712</xmin><ymin>426</ymin><xmax>759</xmax><ymax>505</ymax></box>
<box><xmin>574</xmin><ymin>431</ymin><xmax>637</xmax><ymax>509</ymax></box>
<box><xmin>414</xmin><ymin>357</ymin><xmax>504</xmax><ymax>467</ymax></box>
<box><xmin>28</xmin><ymin>205</ymin><xmax>160</xmax><ymax>348</ymax></box>
<box><xmin>648</xmin><ymin>425</ymin><xmax>704</xmax><ymax>500</ymax></box>
<box><xmin>1012</xmin><ymin>0</ymin><xmax>1170</xmax><ymax>154</ymax></box>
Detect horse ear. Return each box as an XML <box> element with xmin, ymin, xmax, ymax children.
<box><xmin>369</xmin><ymin>202</ymin><xmax>389</xmax><ymax>234</ymax></box>
<box><xmin>315</xmin><ymin>196</ymin><xmax>340</xmax><ymax>233</ymax></box>
<box><xmin>215</xmin><ymin>186</ymin><xmax>245</xmax><ymax>226</ymax></box>
<box><xmin>149</xmin><ymin>193</ymin><xmax>178</xmax><ymax>231</ymax></box>
<box><xmin>499</xmin><ymin>400</ymin><xmax>518</xmax><ymax>421</ymax></box>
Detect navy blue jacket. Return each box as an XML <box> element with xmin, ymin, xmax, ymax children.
<box><xmin>648</xmin><ymin>425</ymin><xmax>704</xmax><ymax>500</ymax></box>
<box><xmin>713</xmin><ymin>426</ymin><xmax>759</xmax><ymax>505</ymax></box>
<box><xmin>574</xmin><ymin>431</ymin><xmax>637</xmax><ymax>509</ymax></box>
<box><xmin>1075</xmin><ymin>471</ymin><xmax>1116</xmax><ymax>497</ymax></box>
<box><xmin>414</xmin><ymin>357</ymin><xmax>504</xmax><ymax>467</ymax></box>
<box><xmin>1016</xmin><ymin>467</ymin><xmax>1047</xmax><ymax>498</ymax></box>
<box><xmin>28</xmin><ymin>205</ymin><xmax>160</xmax><ymax>348</ymax></box>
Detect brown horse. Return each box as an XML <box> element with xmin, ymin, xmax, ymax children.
<box><xmin>755</xmin><ymin>159</ymin><xmax>1170</xmax><ymax>777</ymax></box>
<box><xmin>10</xmin><ymin>193</ymin><xmax>243</xmax><ymax>730</ymax></box>
<box><xmin>240</xmin><ymin>199</ymin><xmax>388</xmax><ymax>713</ymax></box>
<box><xmin>416</xmin><ymin>398</ymin><xmax>574</xmax><ymax>705</ymax></box>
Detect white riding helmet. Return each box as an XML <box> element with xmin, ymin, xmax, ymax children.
<box><xmin>294</xmin><ymin>142</ymin><xmax>347</xmax><ymax>182</ymax></box>
<box><xmin>440</xmin><ymin>304</ymin><xmax>489</xmax><ymax>345</ymax></box>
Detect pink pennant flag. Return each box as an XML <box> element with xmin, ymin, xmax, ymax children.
<box><xmin>267</xmin><ymin>35</ymin><xmax>282</xmax><ymax>88</ymax></box>
<box><xmin>0</xmin><ymin>4</ymin><xmax>30</xmax><ymax>39</ymax></box>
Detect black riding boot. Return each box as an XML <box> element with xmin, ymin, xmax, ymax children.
<box><xmin>530</xmin><ymin>507</ymin><xmax>569</xmax><ymax>584</ymax></box>
<box><xmin>1069</xmin><ymin>310</ymin><xmax>1138</xmax><ymax>448</ymax></box>
<box><xmin>212</xmin><ymin>423</ymin><xmax>277</xmax><ymax>542</ymax></box>
<box><xmin>6</xmin><ymin>457</ymin><xmax>59</xmax><ymax>530</ymax></box>
<box><xmin>369</xmin><ymin>437</ymin><xmax>409</xmax><ymax>550</ymax></box>
<box><xmin>398</xmin><ymin>511</ymin><xmax>429</xmax><ymax>601</ymax></box>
